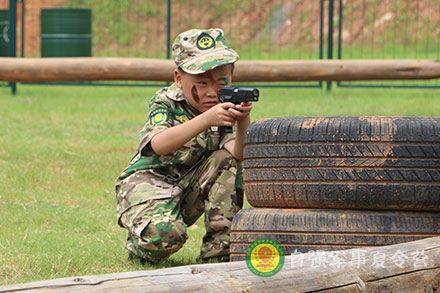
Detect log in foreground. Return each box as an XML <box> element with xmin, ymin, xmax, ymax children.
<box><xmin>0</xmin><ymin>58</ymin><xmax>440</xmax><ymax>82</ymax></box>
<box><xmin>1</xmin><ymin>237</ymin><xmax>439</xmax><ymax>292</ymax></box>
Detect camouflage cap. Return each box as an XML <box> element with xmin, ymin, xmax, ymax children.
<box><xmin>172</xmin><ymin>28</ymin><xmax>239</xmax><ymax>74</ymax></box>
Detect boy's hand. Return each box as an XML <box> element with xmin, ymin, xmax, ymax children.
<box><xmin>227</xmin><ymin>102</ymin><xmax>253</xmax><ymax>122</ymax></box>
<box><xmin>204</xmin><ymin>102</ymin><xmax>237</xmax><ymax>127</ymax></box>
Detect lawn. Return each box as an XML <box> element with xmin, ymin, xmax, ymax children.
<box><xmin>0</xmin><ymin>83</ymin><xmax>439</xmax><ymax>285</ymax></box>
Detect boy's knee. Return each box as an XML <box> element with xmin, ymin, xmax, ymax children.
<box><xmin>207</xmin><ymin>149</ymin><xmax>244</xmax><ymax>209</ymax></box>
<box><xmin>211</xmin><ymin>149</ymin><xmax>238</xmax><ymax>169</ymax></box>
<box><xmin>138</xmin><ymin>219</ymin><xmax>188</xmax><ymax>263</ymax></box>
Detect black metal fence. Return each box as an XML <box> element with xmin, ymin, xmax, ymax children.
<box><xmin>335</xmin><ymin>0</ymin><xmax>440</xmax><ymax>89</ymax></box>
<box><xmin>2</xmin><ymin>0</ymin><xmax>440</xmax><ymax>93</ymax></box>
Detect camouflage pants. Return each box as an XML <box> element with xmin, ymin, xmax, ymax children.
<box><xmin>115</xmin><ymin>149</ymin><xmax>244</xmax><ymax>264</ymax></box>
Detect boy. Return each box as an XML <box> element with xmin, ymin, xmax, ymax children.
<box><xmin>115</xmin><ymin>28</ymin><xmax>253</xmax><ymax>264</ymax></box>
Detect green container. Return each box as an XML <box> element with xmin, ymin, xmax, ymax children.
<box><xmin>41</xmin><ymin>8</ymin><xmax>92</xmax><ymax>57</ymax></box>
<box><xmin>0</xmin><ymin>10</ymin><xmax>8</xmax><ymax>57</ymax></box>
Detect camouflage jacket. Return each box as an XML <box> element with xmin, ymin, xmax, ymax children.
<box><xmin>116</xmin><ymin>83</ymin><xmax>235</xmax><ymax>184</ymax></box>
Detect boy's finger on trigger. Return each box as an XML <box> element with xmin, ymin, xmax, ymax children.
<box><xmin>221</xmin><ymin>102</ymin><xmax>235</xmax><ymax>109</ymax></box>
<box><xmin>231</xmin><ymin>107</ymin><xmax>245</xmax><ymax>114</ymax></box>
<box><xmin>227</xmin><ymin>108</ymin><xmax>240</xmax><ymax>116</ymax></box>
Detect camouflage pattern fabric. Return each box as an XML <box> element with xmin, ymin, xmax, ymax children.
<box><xmin>115</xmin><ymin>83</ymin><xmax>242</xmax><ymax>263</ymax></box>
<box><xmin>116</xmin><ymin>149</ymin><xmax>243</xmax><ymax>263</ymax></box>
<box><xmin>116</xmin><ymin>171</ymin><xmax>187</xmax><ymax>263</ymax></box>
<box><xmin>172</xmin><ymin>28</ymin><xmax>239</xmax><ymax>74</ymax></box>
<box><xmin>118</xmin><ymin>84</ymin><xmax>235</xmax><ymax>180</ymax></box>
<box><xmin>116</xmin><ymin>83</ymin><xmax>235</xmax><ymax>183</ymax></box>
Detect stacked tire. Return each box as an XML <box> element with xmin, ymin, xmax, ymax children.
<box><xmin>230</xmin><ymin>116</ymin><xmax>440</xmax><ymax>261</ymax></box>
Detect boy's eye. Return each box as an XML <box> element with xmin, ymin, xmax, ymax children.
<box><xmin>197</xmin><ymin>81</ymin><xmax>208</xmax><ymax>85</ymax></box>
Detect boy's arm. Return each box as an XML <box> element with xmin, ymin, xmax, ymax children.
<box><xmin>151</xmin><ymin>102</ymin><xmax>236</xmax><ymax>155</ymax></box>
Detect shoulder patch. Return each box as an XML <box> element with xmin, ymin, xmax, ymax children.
<box><xmin>149</xmin><ymin>107</ymin><xmax>170</xmax><ymax>125</ymax></box>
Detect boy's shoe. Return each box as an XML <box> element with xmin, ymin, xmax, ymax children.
<box><xmin>127</xmin><ymin>252</ymin><xmax>135</xmax><ymax>262</ymax></box>
<box><xmin>198</xmin><ymin>255</ymin><xmax>230</xmax><ymax>263</ymax></box>
<box><xmin>127</xmin><ymin>252</ymin><xmax>154</xmax><ymax>266</ymax></box>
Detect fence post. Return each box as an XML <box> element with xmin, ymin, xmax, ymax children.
<box><xmin>337</xmin><ymin>0</ymin><xmax>343</xmax><ymax>87</ymax></box>
<box><xmin>165</xmin><ymin>0</ymin><xmax>171</xmax><ymax>86</ymax></box>
<box><xmin>8</xmin><ymin>0</ymin><xmax>16</xmax><ymax>94</ymax></box>
<box><xmin>326</xmin><ymin>0</ymin><xmax>334</xmax><ymax>92</ymax></box>
<box><xmin>319</xmin><ymin>0</ymin><xmax>324</xmax><ymax>89</ymax></box>
<box><xmin>166</xmin><ymin>0</ymin><xmax>171</xmax><ymax>60</ymax></box>
<box><xmin>18</xmin><ymin>0</ymin><xmax>23</xmax><ymax>57</ymax></box>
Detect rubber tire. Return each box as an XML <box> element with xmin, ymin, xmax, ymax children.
<box><xmin>244</xmin><ymin>116</ymin><xmax>440</xmax><ymax>211</ymax></box>
<box><xmin>230</xmin><ymin>208</ymin><xmax>440</xmax><ymax>261</ymax></box>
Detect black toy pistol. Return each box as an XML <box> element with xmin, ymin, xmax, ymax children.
<box><xmin>218</xmin><ymin>86</ymin><xmax>259</xmax><ymax>133</ymax></box>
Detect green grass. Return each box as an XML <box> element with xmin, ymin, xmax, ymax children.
<box><xmin>0</xmin><ymin>84</ymin><xmax>439</xmax><ymax>286</ymax></box>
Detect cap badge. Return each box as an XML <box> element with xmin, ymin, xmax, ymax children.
<box><xmin>196</xmin><ymin>33</ymin><xmax>215</xmax><ymax>50</ymax></box>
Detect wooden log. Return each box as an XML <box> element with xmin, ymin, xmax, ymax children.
<box><xmin>0</xmin><ymin>58</ymin><xmax>440</xmax><ymax>82</ymax></box>
<box><xmin>1</xmin><ymin>236</ymin><xmax>439</xmax><ymax>292</ymax></box>
<box><xmin>0</xmin><ymin>58</ymin><xmax>176</xmax><ymax>82</ymax></box>
<box><xmin>235</xmin><ymin>59</ymin><xmax>440</xmax><ymax>82</ymax></box>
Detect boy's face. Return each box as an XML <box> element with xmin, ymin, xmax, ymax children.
<box><xmin>175</xmin><ymin>64</ymin><xmax>233</xmax><ymax>113</ymax></box>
